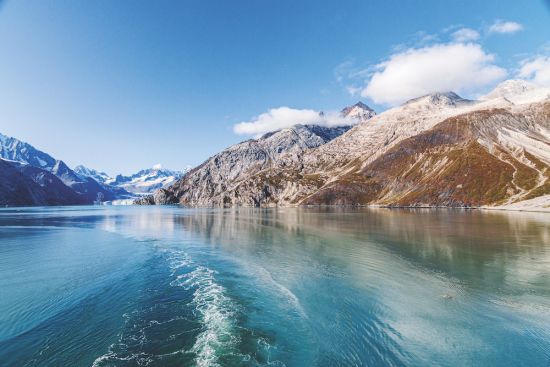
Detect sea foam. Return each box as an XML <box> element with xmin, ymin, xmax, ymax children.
<box><xmin>169</xmin><ymin>252</ymin><xmax>240</xmax><ymax>367</ymax></box>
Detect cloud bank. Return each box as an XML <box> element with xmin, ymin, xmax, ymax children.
<box><xmin>233</xmin><ymin>107</ymin><xmax>352</xmax><ymax>136</ymax></box>
<box><xmin>489</xmin><ymin>20</ymin><xmax>523</xmax><ymax>34</ymax></box>
<box><xmin>361</xmin><ymin>43</ymin><xmax>507</xmax><ymax>105</ymax></box>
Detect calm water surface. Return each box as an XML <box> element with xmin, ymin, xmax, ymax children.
<box><xmin>0</xmin><ymin>206</ymin><xmax>549</xmax><ymax>367</ymax></box>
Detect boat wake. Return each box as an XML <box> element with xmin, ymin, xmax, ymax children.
<box><xmin>169</xmin><ymin>252</ymin><xmax>241</xmax><ymax>367</ymax></box>
<box><xmin>92</xmin><ymin>248</ymin><xmax>284</xmax><ymax>367</ymax></box>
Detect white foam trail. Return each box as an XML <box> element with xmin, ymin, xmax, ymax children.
<box><xmin>169</xmin><ymin>252</ymin><xmax>240</xmax><ymax>367</ymax></box>
<box><xmin>93</xmin><ymin>250</ymin><xmax>281</xmax><ymax>367</ymax></box>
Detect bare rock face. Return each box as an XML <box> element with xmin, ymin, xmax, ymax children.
<box><xmin>135</xmin><ymin>188</ymin><xmax>178</xmax><ymax>205</ymax></box>
<box><xmin>141</xmin><ymin>83</ymin><xmax>550</xmax><ymax>208</ymax></box>
<box><xmin>303</xmin><ymin>105</ymin><xmax>550</xmax><ymax>207</ymax></box>
<box><xmin>143</xmin><ymin>124</ymin><xmax>355</xmax><ymax>206</ymax></box>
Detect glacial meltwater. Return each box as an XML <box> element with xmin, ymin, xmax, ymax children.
<box><xmin>0</xmin><ymin>206</ymin><xmax>549</xmax><ymax>367</ymax></box>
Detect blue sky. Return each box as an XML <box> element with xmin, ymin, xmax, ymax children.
<box><xmin>0</xmin><ymin>0</ymin><xmax>549</xmax><ymax>174</ymax></box>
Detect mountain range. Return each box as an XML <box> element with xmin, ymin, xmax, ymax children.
<box><xmin>138</xmin><ymin>80</ymin><xmax>550</xmax><ymax>210</ymax></box>
<box><xmin>2</xmin><ymin>79</ymin><xmax>549</xmax><ymax>209</ymax></box>
<box><xmin>0</xmin><ymin>133</ymin><xmax>183</xmax><ymax>206</ymax></box>
<box><xmin>0</xmin><ymin>133</ymin><xmax>130</xmax><ymax>205</ymax></box>
<box><xmin>74</xmin><ymin>165</ymin><xmax>185</xmax><ymax>195</ymax></box>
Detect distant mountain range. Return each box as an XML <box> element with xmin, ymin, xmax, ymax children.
<box><xmin>0</xmin><ymin>133</ymin><xmax>131</xmax><ymax>205</ymax></box>
<box><xmin>139</xmin><ymin>80</ymin><xmax>550</xmax><ymax>210</ymax></box>
<box><xmin>0</xmin><ymin>133</ymin><xmax>183</xmax><ymax>206</ymax></box>
<box><xmin>75</xmin><ymin>165</ymin><xmax>185</xmax><ymax>194</ymax></box>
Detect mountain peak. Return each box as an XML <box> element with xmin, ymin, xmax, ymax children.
<box><xmin>404</xmin><ymin>91</ymin><xmax>471</xmax><ymax>107</ymax></box>
<box><xmin>74</xmin><ymin>165</ymin><xmax>111</xmax><ymax>184</ymax></box>
<box><xmin>341</xmin><ymin>101</ymin><xmax>376</xmax><ymax>122</ymax></box>
<box><xmin>481</xmin><ymin>79</ymin><xmax>539</xmax><ymax>101</ymax></box>
<box><xmin>0</xmin><ymin>132</ymin><xmax>57</xmax><ymax>169</ymax></box>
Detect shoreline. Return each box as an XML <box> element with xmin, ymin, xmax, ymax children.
<box><xmin>2</xmin><ymin>202</ymin><xmax>550</xmax><ymax>214</ymax></box>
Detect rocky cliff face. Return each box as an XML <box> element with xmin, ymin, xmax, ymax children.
<box><xmin>135</xmin><ymin>123</ymin><xmax>357</xmax><ymax>206</ymax></box>
<box><xmin>297</xmin><ymin>82</ymin><xmax>550</xmax><ymax>207</ymax></box>
<box><xmin>140</xmin><ymin>84</ymin><xmax>550</xmax><ymax>208</ymax></box>
<box><xmin>303</xmin><ymin>104</ymin><xmax>550</xmax><ymax>207</ymax></box>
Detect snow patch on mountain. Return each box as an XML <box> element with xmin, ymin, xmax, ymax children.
<box><xmin>482</xmin><ymin>79</ymin><xmax>537</xmax><ymax>99</ymax></box>
<box><xmin>0</xmin><ymin>133</ymin><xmax>57</xmax><ymax>170</ymax></box>
<box><xmin>74</xmin><ymin>165</ymin><xmax>111</xmax><ymax>184</ymax></box>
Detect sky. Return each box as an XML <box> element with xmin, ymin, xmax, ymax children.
<box><xmin>0</xmin><ymin>0</ymin><xmax>549</xmax><ymax>175</ymax></box>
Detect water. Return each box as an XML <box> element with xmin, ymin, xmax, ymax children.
<box><xmin>0</xmin><ymin>206</ymin><xmax>549</xmax><ymax>367</ymax></box>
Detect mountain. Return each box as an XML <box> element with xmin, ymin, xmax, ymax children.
<box><xmin>0</xmin><ymin>159</ymin><xmax>50</xmax><ymax>207</ymax></box>
<box><xmin>480</xmin><ymin>79</ymin><xmax>538</xmax><ymax>101</ymax></box>
<box><xmin>74</xmin><ymin>165</ymin><xmax>111</xmax><ymax>184</ymax></box>
<box><xmin>74</xmin><ymin>165</ymin><xmax>184</xmax><ymax>195</ymax></box>
<box><xmin>0</xmin><ymin>159</ymin><xmax>86</xmax><ymax>206</ymax></box>
<box><xmin>8</xmin><ymin>160</ymin><xmax>87</xmax><ymax>205</ymax></box>
<box><xmin>50</xmin><ymin>160</ymin><xmax>125</xmax><ymax>202</ymax></box>
<box><xmin>107</xmin><ymin>166</ymin><xmax>184</xmax><ymax>194</ymax></box>
<box><xmin>0</xmin><ymin>132</ymin><xmax>129</xmax><ymax>205</ymax></box>
<box><xmin>135</xmin><ymin>113</ymin><xmax>369</xmax><ymax>205</ymax></box>
<box><xmin>140</xmin><ymin>84</ymin><xmax>550</xmax><ymax>209</ymax></box>
<box><xmin>341</xmin><ymin>101</ymin><xmax>377</xmax><ymax>122</ymax></box>
<box><xmin>0</xmin><ymin>133</ymin><xmax>57</xmax><ymax>170</ymax></box>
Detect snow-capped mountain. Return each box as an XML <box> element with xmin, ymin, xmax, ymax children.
<box><xmin>481</xmin><ymin>79</ymin><xmax>538</xmax><ymax>101</ymax></box>
<box><xmin>140</xmin><ymin>81</ymin><xmax>550</xmax><ymax>209</ymax></box>
<box><xmin>0</xmin><ymin>132</ymin><xmax>131</xmax><ymax>204</ymax></box>
<box><xmin>81</xmin><ymin>165</ymin><xmax>184</xmax><ymax>195</ymax></box>
<box><xmin>481</xmin><ymin>79</ymin><xmax>550</xmax><ymax>105</ymax></box>
<box><xmin>113</xmin><ymin>168</ymin><xmax>184</xmax><ymax>194</ymax></box>
<box><xmin>403</xmin><ymin>91</ymin><xmax>473</xmax><ymax>107</ymax></box>
<box><xmin>341</xmin><ymin>101</ymin><xmax>376</xmax><ymax>122</ymax></box>
<box><xmin>74</xmin><ymin>165</ymin><xmax>111</xmax><ymax>184</ymax></box>
<box><xmin>0</xmin><ymin>133</ymin><xmax>57</xmax><ymax>170</ymax></box>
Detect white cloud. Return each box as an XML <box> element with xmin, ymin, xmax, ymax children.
<box><xmin>152</xmin><ymin>163</ymin><xmax>162</xmax><ymax>170</ymax></box>
<box><xmin>233</xmin><ymin>107</ymin><xmax>353</xmax><ymax>136</ymax></box>
<box><xmin>361</xmin><ymin>43</ymin><xmax>507</xmax><ymax>105</ymax></box>
<box><xmin>451</xmin><ymin>28</ymin><xmax>480</xmax><ymax>42</ymax></box>
<box><xmin>518</xmin><ymin>56</ymin><xmax>550</xmax><ymax>86</ymax></box>
<box><xmin>489</xmin><ymin>20</ymin><xmax>523</xmax><ymax>34</ymax></box>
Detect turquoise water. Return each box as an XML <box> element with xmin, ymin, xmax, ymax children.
<box><xmin>0</xmin><ymin>207</ymin><xmax>549</xmax><ymax>367</ymax></box>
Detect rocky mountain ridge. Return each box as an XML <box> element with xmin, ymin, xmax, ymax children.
<box><xmin>136</xmin><ymin>102</ymin><xmax>374</xmax><ymax>206</ymax></box>
<box><xmin>140</xmin><ymin>83</ymin><xmax>550</xmax><ymax>209</ymax></box>
<box><xmin>0</xmin><ymin>133</ymin><xmax>131</xmax><ymax>205</ymax></box>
